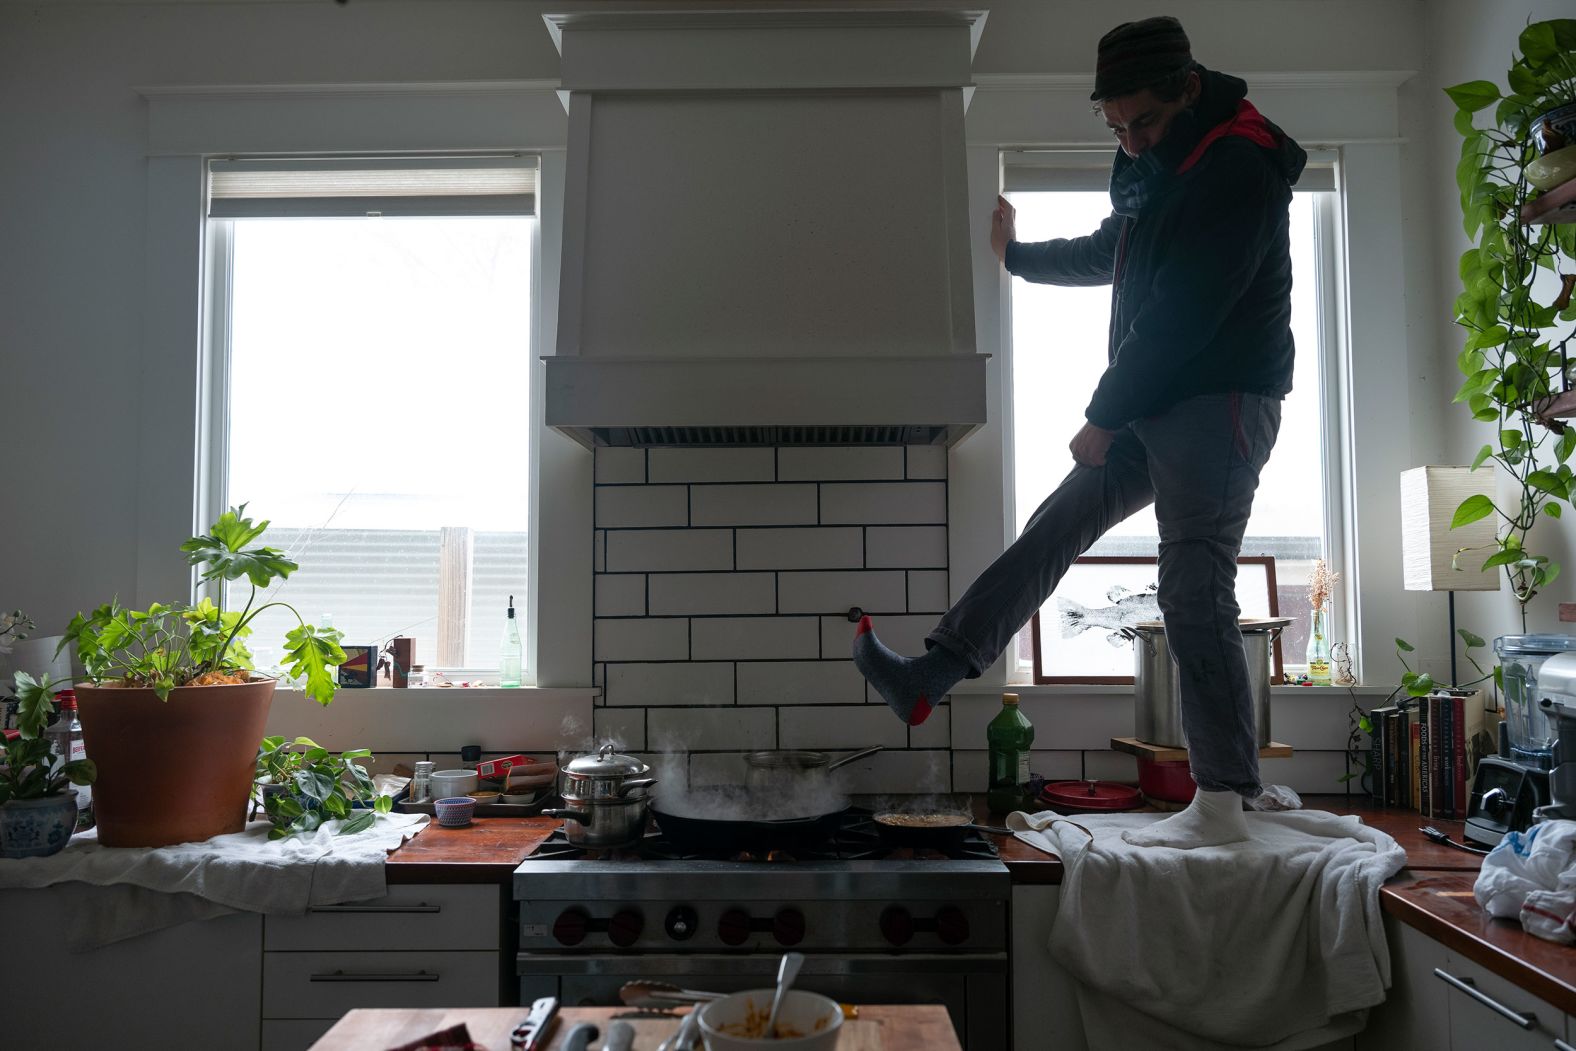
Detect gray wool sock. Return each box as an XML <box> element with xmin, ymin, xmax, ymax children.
<box><xmin>851</xmin><ymin>616</ymin><xmax>968</xmax><ymax>726</ymax></box>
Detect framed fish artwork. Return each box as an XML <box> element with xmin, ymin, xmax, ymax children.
<box><xmin>1031</xmin><ymin>556</ymin><xmax>1280</xmax><ymax>684</ymax></box>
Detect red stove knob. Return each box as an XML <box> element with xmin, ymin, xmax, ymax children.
<box><xmin>718</xmin><ymin>907</ymin><xmax>753</xmax><ymax>946</ymax></box>
<box><xmin>665</xmin><ymin>906</ymin><xmax>699</xmax><ymax>941</ymax></box>
<box><xmin>935</xmin><ymin>906</ymin><xmax>970</xmax><ymax>946</ymax></box>
<box><xmin>879</xmin><ymin>906</ymin><xmax>914</xmax><ymax>946</ymax></box>
<box><xmin>608</xmin><ymin>908</ymin><xmax>645</xmax><ymax>948</ymax></box>
<box><xmin>773</xmin><ymin>907</ymin><xmax>806</xmax><ymax>946</ymax></box>
<box><xmin>552</xmin><ymin>907</ymin><xmax>590</xmax><ymax>946</ymax></box>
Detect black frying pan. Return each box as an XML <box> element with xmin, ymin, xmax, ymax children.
<box><xmin>649</xmin><ymin>785</ymin><xmax>851</xmax><ymax>852</ymax></box>
<box><xmin>872</xmin><ymin>810</ymin><xmax>1013</xmax><ymax>852</ymax></box>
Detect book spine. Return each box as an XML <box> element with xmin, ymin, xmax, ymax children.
<box><xmin>1386</xmin><ymin>711</ymin><xmax>1400</xmax><ymax>808</ymax></box>
<box><xmin>1370</xmin><ymin>710</ymin><xmax>1385</xmax><ymax>805</ymax></box>
<box><xmin>1418</xmin><ymin>708</ymin><xmax>1430</xmax><ymax>818</ymax></box>
<box><xmin>1453</xmin><ymin>693</ymin><xmax>1468</xmax><ymax>820</ymax></box>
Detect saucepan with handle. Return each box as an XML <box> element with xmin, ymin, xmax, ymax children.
<box><xmin>872</xmin><ymin>795</ymin><xmax>1013</xmax><ymax>853</ymax></box>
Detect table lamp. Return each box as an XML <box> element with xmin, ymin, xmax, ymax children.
<box><xmin>1400</xmin><ymin>465</ymin><xmax>1501</xmax><ymax>685</ymax></box>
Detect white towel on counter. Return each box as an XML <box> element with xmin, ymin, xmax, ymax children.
<box><xmin>0</xmin><ymin>811</ymin><xmax>427</xmax><ymax>950</ymax></box>
<box><xmin>1007</xmin><ymin>808</ymin><xmax>1406</xmax><ymax>1049</ymax></box>
<box><xmin>1474</xmin><ymin>819</ymin><xmax>1576</xmax><ymax>944</ymax></box>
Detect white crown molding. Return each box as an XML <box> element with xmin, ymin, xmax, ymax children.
<box><xmin>972</xmin><ymin>70</ymin><xmax>1418</xmax><ymax>93</ymax></box>
<box><xmin>135</xmin><ymin>79</ymin><xmax>562</xmax><ymax>101</ymax></box>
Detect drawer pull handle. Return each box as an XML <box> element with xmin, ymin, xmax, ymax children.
<box><xmin>307</xmin><ymin>904</ymin><xmax>441</xmax><ymax>914</ymax></box>
<box><xmin>309</xmin><ymin>970</ymin><xmax>441</xmax><ymax>983</ymax></box>
<box><xmin>1432</xmin><ymin>968</ymin><xmax>1535</xmax><ymax>1029</ymax></box>
<box><xmin>1555</xmin><ymin>1041</ymin><xmax>1576</xmax><ymax>1051</ymax></box>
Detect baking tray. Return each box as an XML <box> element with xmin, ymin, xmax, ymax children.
<box><xmin>397</xmin><ymin>791</ymin><xmax>556</xmax><ymax>817</ymax></box>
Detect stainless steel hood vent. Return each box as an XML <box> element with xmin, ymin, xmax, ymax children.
<box><xmin>542</xmin><ymin>7</ymin><xmax>990</xmax><ymax>449</ymax></box>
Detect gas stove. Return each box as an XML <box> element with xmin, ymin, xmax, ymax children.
<box><xmin>513</xmin><ymin>804</ymin><xmax>1011</xmax><ymax>1049</ymax></box>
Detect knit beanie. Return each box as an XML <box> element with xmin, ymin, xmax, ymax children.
<box><xmin>1090</xmin><ymin>15</ymin><xmax>1194</xmax><ymax>101</ymax></box>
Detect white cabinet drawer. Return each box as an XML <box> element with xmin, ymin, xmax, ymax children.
<box><xmin>262</xmin><ymin>1018</ymin><xmax>335</xmax><ymax>1051</ymax></box>
<box><xmin>1439</xmin><ymin>951</ymin><xmax>1568</xmax><ymax>1049</ymax></box>
<box><xmin>263</xmin><ymin>949</ymin><xmax>500</xmax><ymax>1017</ymax></box>
<box><xmin>265</xmin><ymin>883</ymin><xmax>500</xmax><ymax>951</ymax></box>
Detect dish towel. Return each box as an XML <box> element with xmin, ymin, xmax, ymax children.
<box><xmin>1007</xmin><ymin>809</ymin><xmax>1406</xmax><ymax>1049</ymax></box>
<box><xmin>1474</xmin><ymin>819</ymin><xmax>1576</xmax><ymax>944</ymax></box>
<box><xmin>0</xmin><ymin>811</ymin><xmax>427</xmax><ymax>950</ymax></box>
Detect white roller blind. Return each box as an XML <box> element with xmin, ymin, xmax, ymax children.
<box><xmin>1003</xmin><ymin>148</ymin><xmax>1338</xmax><ymax>193</ymax></box>
<box><xmin>208</xmin><ymin>155</ymin><xmax>537</xmax><ymax>218</ymax></box>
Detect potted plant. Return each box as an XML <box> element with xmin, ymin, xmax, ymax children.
<box><xmin>1446</xmin><ymin>18</ymin><xmax>1576</xmax><ymax>627</ymax></box>
<box><xmin>0</xmin><ymin>673</ymin><xmax>97</xmax><ymax>857</ymax></box>
<box><xmin>254</xmin><ymin>735</ymin><xmax>392</xmax><ymax>840</ymax></box>
<box><xmin>57</xmin><ymin>506</ymin><xmax>344</xmax><ymax>847</ymax></box>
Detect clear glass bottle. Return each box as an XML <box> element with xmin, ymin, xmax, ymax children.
<box><xmin>45</xmin><ymin>689</ymin><xmax>91</xmax><ymax>831</ymax></box>
<box><xmin>986</xmin><ymin>692</ymin><xmax>1035</xmax><ymax>814</ymax></box>
<box><xmin>411</xmin><ymin>761</ymin><xmax>435</xmax><ymax>804</ymax></box>
<box><xmin>500</xmin><ymin>594</ymin><xmax>522</xmax><ymax>688</ymax></box>
<box><xmin>1305</xmin><ymin>609</ymin><xmax>1332</xmax><ymax>686</ymax></box>
<box><xmin>407</xmin><ymin>664</ymin><xmax>428</xmax><ymax>689</ymax></box>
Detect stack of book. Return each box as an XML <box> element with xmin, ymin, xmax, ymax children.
<box><xmin>1367</xmin><ymin>688</ymin><xmax>1493</xmax><ymax>817</ymax></box>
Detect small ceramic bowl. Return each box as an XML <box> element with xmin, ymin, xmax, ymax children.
<box><xmin>431</xmin><ymin>769</ymin><xmax>479</xmax><ymax>797</ymax></box>
<box><xmin>501</xmin><ymin>788</ymin><xmax>545</xmax><ymax>805</ymax></box>
<box><xmin>698</xmin><ymin>988</ymin><xmax>843</xmax><ymax>1050</ymax></box>
<box><xmin>433</xmin><ymin>796</ymin><xmax>477</xmax><ymax>828</ymax></box>
<box><xmin>468</xmin><ymin>790</ymin><xmax>501</xmax><ymax>806</ymax></box>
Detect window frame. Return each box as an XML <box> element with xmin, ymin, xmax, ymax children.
<box><xmin>997</xmin><ymin>161</ymin><xmax>1353</xmax><ymax>685</ymax></box>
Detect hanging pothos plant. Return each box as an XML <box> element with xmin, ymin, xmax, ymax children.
<box><xmin>1446</xmin><ymin>18</ymin><xmax>1576</xmax><ymax>628</ymax></box>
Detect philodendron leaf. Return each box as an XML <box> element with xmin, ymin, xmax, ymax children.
<box><xmin>11</xmin><ymin>672</ymin><xmax>55</xmax><ymax>739</ymax></box>
<box><xmin>283</xmin><ymin>624</ymin><xmax>345</xmax><ymax>706</ymax></box>
<box><xmin>182</xmin><ymin>506</ymin><xmax>298</xmax><ymax>588</ymax></box>
<box><xmin>1451</xmin><ymin>493</ymin><xmax>1496</xmax><ymax>528</ymax></box>
<box><xmin>1547</xmin><ymin>503</ymin><xmax>1564</xmax><ymax>519</ymax></box>
<box><xmin>339</xmin><ymin>811</ymin><xmax>376</xmax><ymax>836</ymax></box>
<box><xmin>1459</xmin><ymin>629</ymin><xmax>1487</xmax><ymax>649</ymax></box>
<box><xmin>1471</xmin><ymin>443</ymin><xmax>1495</xmax><ymax>470</ymax></box>
<box><xmin>1445</xmin><ymin>80</ymin><xmax>1500</xmax><ymax>113</ymax></box>
<box><xmin>1396</xmin><ymin>638</ymin><xmax>1415</xmax><ymax>653</ymax></box>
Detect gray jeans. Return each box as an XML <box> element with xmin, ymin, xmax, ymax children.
<box><xmin>929</xmin><ymin>392</ymin><xmax>1282</xmax><ymax>794</ymax></box>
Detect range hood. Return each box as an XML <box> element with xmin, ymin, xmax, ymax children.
<box><xmin>543</xmin><ymin>6</ymin><xmax>990</xmax><ymax>448</ymax></box>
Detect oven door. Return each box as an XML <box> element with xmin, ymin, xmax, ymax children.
<box><xmin>517</xmin><ymin>952</ymin><xmax>1008</xmax><ymax>1050</ymax></box>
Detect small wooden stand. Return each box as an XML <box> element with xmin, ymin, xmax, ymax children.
<box><xmin>1110</xmin><ymin>736</ymin><xmax>1294</xmax><ymax>763</ymax></box>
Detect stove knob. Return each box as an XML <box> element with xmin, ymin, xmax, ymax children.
<box><xmin>879</xmin><ymin>906</ymin><xmax>914</xmax><ymax>947</ymax></box>
<box><xmin>935</xmin><ymin>906</ymin><xmax>970</xmax><ymax>946</ymax></box>
<box><xmin>552</xmin><ymin>907</ymin><xmax>590</xmax><ymax>947</ymax></box>
<box><xmin>608</xmin><ymin>908</ymin><xmax>645</xmax><ymax>948</ymax></box>
<box><xmin>718</xmin><ymin>907</ymin><xmax>753</xmax><ymax>946</ymax></box>
<box><xmin>773</xmin><ymin>907</ymin><xmax>806</xmax><ymax>946</ymax></box>
<box><xmin>665</xmin><ymin>906</ymin><xmax>699</xmax><ymax>942</ymax></box>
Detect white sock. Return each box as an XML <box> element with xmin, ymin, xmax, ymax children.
<box><xmin>1121</xmin><ymin>789</ymin><xmax>1250</xmax><ymax>849</ymax></box>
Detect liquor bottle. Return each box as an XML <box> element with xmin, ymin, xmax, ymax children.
<box><xmin>1306</xmin><ymin>609</ymin><xmax>1332</xmax><ymax>686</ymax></box>
<box><xmin>500</xmin><ymin>595</ymin><xmax>523</xmax><ymax>688</ymax></box>
<box><xmin>46</xmin><ymin>689</ymin><xmax>92</xmax><ymax>831</ymax></box>
<box><xmin>986</xmin><ymin>692</ymin><xmax>1034</xmax><ymax>813</ymax></box>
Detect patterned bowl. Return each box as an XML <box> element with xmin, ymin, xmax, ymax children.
<box><xmin>433</xmin><ymin>796</ymin><xmax>476</xmax><ymax>828</ymax></box>
<box><xmin>0</xmin><ymin>791</ymin><xmax>80</xmax><ymax>858</ymax></box>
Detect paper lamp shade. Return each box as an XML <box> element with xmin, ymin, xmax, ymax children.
<box><xmin>1400</xmin><ymin>466</ymin><xmax>1501</xmax><ymax>592</ymax></box>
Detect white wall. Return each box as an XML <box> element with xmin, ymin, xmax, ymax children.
<box><xmin>0</xmin><ymin>0</ymin><xmax>1504</xmax><ymax>748</ymax></box>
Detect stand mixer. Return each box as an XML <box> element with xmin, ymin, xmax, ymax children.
<box><xmin>1536</xmin><ymin>689</ymin><xmax>1576</xmax><ymax>823</ymax></box>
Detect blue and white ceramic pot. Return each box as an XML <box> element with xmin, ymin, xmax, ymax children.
<box><xmin>0</xmin><ymin>791</ymin><xmax>80</xmax><ymax>858</ymax></box>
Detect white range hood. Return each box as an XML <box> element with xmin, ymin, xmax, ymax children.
<box><xmin>543</xmin><ymin>5</ymin><xmax>990</xmax><ymax>448</ymax></box>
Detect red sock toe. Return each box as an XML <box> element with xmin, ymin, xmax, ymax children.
<box><xmin>908</xmin><ymin>695</ymin><xmax>933</xmax><ymax>726</ymax></box>
<box><xmin>855</xmin><ymin>615</ymin><xmax>874</xmax><ymax>638</ymax></box>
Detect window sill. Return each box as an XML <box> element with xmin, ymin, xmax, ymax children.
<box><xmin>955</xmin><ymin>682</ymin><xmax>1398</xmax><ymax>698</ymax></box>
<box><xmin>272</xmin><ymin>685</ymin><xmax>600</xmax><ymax>703</ymax></box>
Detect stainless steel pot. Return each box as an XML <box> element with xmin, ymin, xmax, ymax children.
<box><xmin>544</xmin><ymin>744</ymin><xmax>658</xmax><ymax>847</ymax></box>
<box><xmin>1122</xmin><ymin>618</ymin><xmax>1290</xmax><ymax>749</ymax></box>
<box><xmin>742</xmin><ymin>745</ymin><xmax>883</xmax><ymax>792</ymax></box>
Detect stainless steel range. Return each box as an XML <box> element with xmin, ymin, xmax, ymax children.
<box><xmin>513</xmin><ymin>807</ymin><xmax>1011</xmax><ymax>1049</ymax></box>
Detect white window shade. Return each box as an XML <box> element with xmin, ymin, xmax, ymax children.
<box><xmin>1003</xmin><ymin>148</ymin><xmax>1338</xmax><ymax>193</ymax></box>
<box><xmin>208</xmin><ymin>156</ymin><xmax>537</xmax><ymax>218</ymax></box>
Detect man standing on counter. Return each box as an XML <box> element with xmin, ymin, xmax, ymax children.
<box><xmin>853</xmin><ymin>15</ymin><xmax>1307</xmax><ymax>849</ymax></box>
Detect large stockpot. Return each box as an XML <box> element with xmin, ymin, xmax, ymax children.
<box><xmin>1122</xmin><ymin>617</ymin><xmax>1290</xmax><ymax>749</ymax></box>
<box><xmin>543</xmin><ymin>743</ymin><xmax>658</xmax><ymax>848</ymax></box>
<box><xmin>742</xmin><ymin>745</ymin><xmax>883</xmax><ymax>793</ymax></box>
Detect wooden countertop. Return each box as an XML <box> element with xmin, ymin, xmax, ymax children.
<box><xmin>310</xmin><ymin>1004</ymin><xmax>960</xmax><ymax>1050</ymax></box>
<box><xmin>386</xmin><ymin>816</ymin><xmax>561</xmax><ymax>884</ymax></box>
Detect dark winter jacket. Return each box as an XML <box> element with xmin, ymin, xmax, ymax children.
<box><xmin>1004</xmin><ymin>67</ymin><xmax>1308</xmax><ymax>430</ymax></box>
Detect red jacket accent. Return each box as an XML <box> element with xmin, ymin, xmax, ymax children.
<box><xmin>1177</xmin><ymin>99</ymin><xmax>1279</xmax><ymax>174</ymax></box>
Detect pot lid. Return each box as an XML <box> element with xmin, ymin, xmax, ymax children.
<box><xmin>1131</xmin><ymin>617</ymin><xmax>1293</xmax><ymax>632</ymax></box>
<box><xmin>1039</xmin><ymin>780</ymin><xmax>1143</xmax><ymax>811</ymax></box>
<box><xmin>563</xmin><ymin>743</ymin><xmax>648</xmax><ymax>779</ymax></box>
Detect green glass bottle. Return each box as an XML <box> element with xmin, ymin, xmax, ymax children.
<box><xmin>986</xmin><ymin>692</ymin><xmax>1035</xmax><ymax>813</ymax></box>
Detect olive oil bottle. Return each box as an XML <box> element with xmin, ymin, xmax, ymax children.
<box><xmin>986</xmin><ymin>692</ymin><xmax>1034</xmax><ymax>813</ymax></box>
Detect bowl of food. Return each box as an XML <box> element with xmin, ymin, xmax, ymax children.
<box><xmin>697</xmin><ymin>988</ymin><xmax>842</xmax><ymax>1050</ymax></box>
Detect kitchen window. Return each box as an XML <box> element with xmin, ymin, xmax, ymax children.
<box><xmin>1004</xmin><ymin>151</ymin><xmax>1345</xmax><ymax>681</ymax></box>
<box><xmin>201</xmin><ymin>156</ymin><xmax>538</xmax><ymax>681</ymax></box>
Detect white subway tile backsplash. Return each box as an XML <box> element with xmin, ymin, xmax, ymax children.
<box><xmin>737</xmin><ymin>527</ymin><xmax>863</xmax><ymax>570</ymax></box>
<box><xmin>839</xmin><ymin>749</ymin><xmax>953</xmax><ymax>794</ymax></box>
<box><xmin>649</xmin><ymin>572</ymin><xmax>776</xmax><ymax>616</ymax></box>
<box><xmin>607</xmin><ymin>529</ymin><xmax>732</xmax><ymax>572</ymax></box>
<box><xmin>648</xmin><ymin>706</ymin><xmax>776</xmax><ymax>751</ymax></box>
<box><xmin>595</xmin><ymin>448</ymin><xmax>647</xmax><ymax>484</ymax></box>
<box><xmin>1083</xmin><ymin>750</ymin><xmax>1139</xmax><ymax>783</ymax></box>
<box><xmin>677</xmin><ymin>751</ymin><xmax>749</xmax><ymax>788</ymax></box>
<box><xmin>865</xmin><ymin>526</ymin><xmax>947</xmax><ymax>568</ymax></box>
<box><xmin>909</xmin><ymin>706</ymin><xmax>953</xmax><ymax>749</ymax></box>
<box><xmin>821</xmin><ymin>482</ymin><xmax>946</xmax><ymax>524</ymax></box>
<box><xmin>778</xmin><ymin>706</ymin><xmax>909</xmax><ymax>750</ymax></box>
<box><xmin>594</xmin><ymin>708</ymin><xmax>646</xmax><ymax>752</ymax></box>
<box><xmin>905</xmin><ymin>445</ymin><xmax>947</xmax><ymax>480</ymax></box>
<box><xmin>596</xmin><ymin>574</ymin><xmax>647</xmax><ymax>617</ymax></box>
<box><xmin>778</xmin><ymin>447</ymin><xmax>904</xmax><ymax>481</ymax></box>
<box><xmin>594</xmin><ymin>618</ymin><xmax>689</xmax><ymax>662</ymax></box>
<box><xmin>951</xmin><ymin>693</ymin><xmax>1133</xmax><ymax>751</ymax></box>
<box><xmin>692</xmin><ymin>617</ymin><xmax>821</xmax><ymax>661</ymax></box>
<box><xmin>735</xmin><ymin>660</ymin><xmax>866</xmax><ymax>705</ymax></box>
<box><xmin>596</xmin><ymin>485</ymin><xmax>688</xmax><ymax>528</ymax></box>
<box><xmin>650</xmin><ymin>448</ymin><xmax>776</xmax><ymax>483</ymax></box>
<box><xmin>907</xmin><ymin>570</ymin><xmax>949</xmax><ymax>613</ymax></box>
<box><xmin>820</xmin><ymin>614</ymin><xmax>933</xmax><ymax>660</ymax></box>
<box><xmin>692</xmin><ymin>484</ymin><xmax>817</xmax><ymax>526</ymax></box>
<box><xmin>605</xmin><ymin>662</ymin><xmax>734</xmax><ymax>707</ymax></box>
<box><xmin>952</xmin><ymin>750</ymin><xmax>1082</xmax><ymax>792</ymax></box>
<box><xmin>779</xmin><ymin>570</ymin><xmax>906</xmax><ymax>615</ymax></box>
<box><xmin>594</xmin><ymin>530</ymin><xmax>606</xmax><ymax>572</ymax></box>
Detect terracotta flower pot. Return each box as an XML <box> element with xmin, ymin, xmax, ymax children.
<box><xmin>75</xmin><ymin>678</ymin><xmax>276</xmax><ymax>847</ymax></box>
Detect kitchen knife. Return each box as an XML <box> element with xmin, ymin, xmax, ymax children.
<box><xmin>509</xmin><ymin>996</ymin><xmax>560</xmax><ymax>1051</ymax></box>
